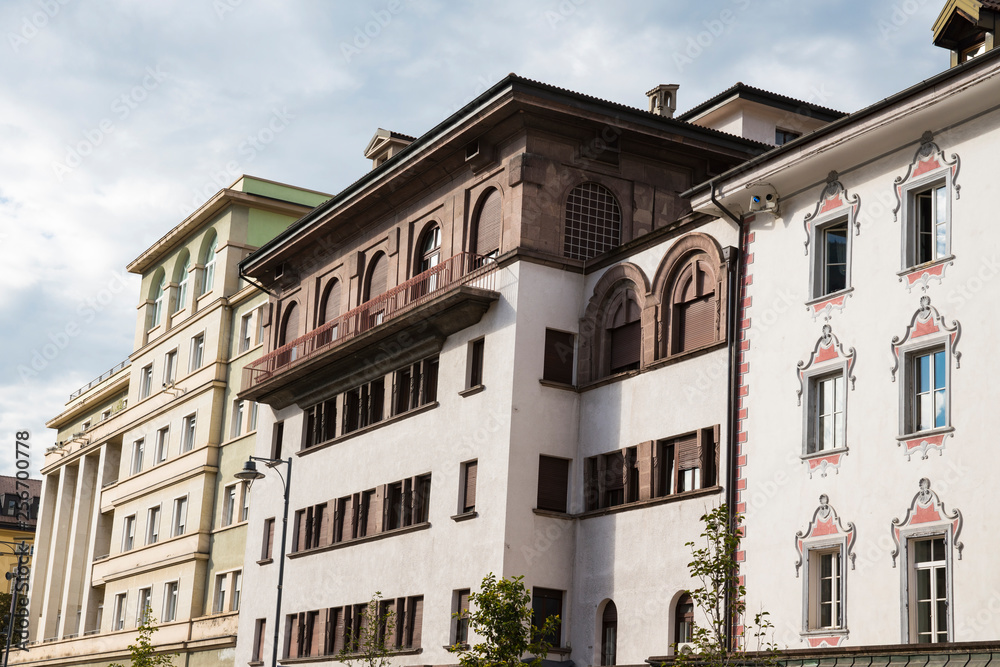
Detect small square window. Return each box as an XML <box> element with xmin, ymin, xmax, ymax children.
<box><xmin>776</xmin><ymin>128</ymin><xmax>801</xmax><ymax>146</ymax></box>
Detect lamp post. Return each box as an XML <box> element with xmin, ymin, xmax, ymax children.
<box><xmin>235</xmin><ymin>456</ymin><xmax>291</xmax><ymax>667</ymax></box>
<box><xmin>0</xmin><ymin>540</ymin><xmax>32</xmax><ymax>667</ymax></box>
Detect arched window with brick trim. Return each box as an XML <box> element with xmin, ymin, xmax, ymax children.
<box><xmin>606</xmin><ymin>289</ymin><xmax>642</xmax><ymax>375</ymax></box>
<box><xmin>279</xmin><ymin>301</ymin><xmax>299</xmax><ymax>347</ymax></box>
<box><xmin>564</xmin><ymin>182</ymin><xmax>622</xmax><ymax>261</ymax></box>
<box><xmin>471</xmin><ymin>189</ymin><xmax>501</xmax><ymax>258</ymax></box>
<box><xmin>578</xmin><ymin>262</ymin><xmax>652</xmax><ymax>385</ymax></box>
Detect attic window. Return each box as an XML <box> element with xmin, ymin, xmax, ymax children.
<box><xmin>960</xmin><ymin>39</ymin><xmax>986</xmax><ymax>63</ymax></box>
<box><xmin>775</xmin><ymin>128</ymin><xmax>801</xmax><ymax>146</ymax></box>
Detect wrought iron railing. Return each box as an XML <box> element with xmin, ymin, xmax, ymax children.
<box><xmin>243</xmin><ymin>252</ymin><xmax>497</xmax><ymax>391</ymax></box>
<box><xmin>69</xmin><ymin>359</ymin><xmax>130</xmax><ymax>401</ymax></box>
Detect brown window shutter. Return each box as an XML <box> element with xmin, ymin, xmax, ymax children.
<box><xmin>263</xmin><ymin>518</ymin><xmax>275</xmax><ymax>559</ymax></box>
<box><xmin>637</xmin><ymin>441</ymin><xmax>654</xmax><ymax>501</ymax></box>
<box><xmin>609</xmin><ymin>320</ymin><xmax>641</xmax><ymax>372</ymax></box>
<box><xmin>394</xmin><ymin>598</ymin><xmax>406</xmax><ymax>648</ymax></box>
<box><xmin>678</xmin><ymin>295</ymin><xmax>717</xmax><ymax>352</ymax></box>
<box><xmin>333</xmin><ymin>607</ymin><xmax>345</xmax><ymax>654</ymax></box>
<box><xmin>366</xmin><ymin>253</ymin><xmax>388</xmax><ymax>301</ymax></box>
<box><xmin>311</xmin><ymin>611</ymin><xmax>324</xmax><ymax>656</ymax></box>
<box><xmin>255</xmin><ymin>619</ymin><xmax>266</xmax><ymax>661</ymax></box>
<box><xmin>408</xmin><ymin>597</ymin><xmax>424</xmax><ymax>648</ymax></box>
<box><xmin>322</xmin><ymin>280</ymin><xmax>342</xmax><ymax>324</ymax></box>
<box><xmin>369</xmin><ymin>488</ymin><xmax>382</xmax><ymax>535</ymax></box>
<box><xmin>280</xmin><ymin>302</ymin><xmax>299</xmax><ymax>346</ymax></box>
<box><xmin>677</xmin><ymin>434</ymin><xmax>701</xmax><ymax>471</ymax></box>
<box><xmin>536</xmin><ymin>456</ymin><xmax>569</xmax><ymax>513</ymax></box>
<box><xmin>294</xmin><ymin>510</ymin><xmax>307</xmax><ymax>552</ymax></box>
<box><xmin>463</xmin><ymin>461</ymin><xmax>478</xmax><ymax>513</ymax></box>
<box><xmin>474</xmin><ymin>189</ymin><xmax>502</xmax><ymax>256</ymax></box>
<box><xmin>287</xmin><ymin>614</ymin><xmax>300</xmax><ymax>658</ymax></box>
<box><xmin>319</xmin><ymin>503</ymin><xmax>331</xmax><ymax>546</ymax></box>
<box><xmin>700</xmin><ymin>426</ymin><xmax>718</xmax><ymax>487</ymax></box>
<box><xmin>543</xmin><ymin>329</ymin><xmax>575</xmax><ymax>384</ymax></box>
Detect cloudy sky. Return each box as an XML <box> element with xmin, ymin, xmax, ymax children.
<box><xmin>0</xmin><ymin>0</ymin><xmax>948</xmax><ymax>476</ymax></box>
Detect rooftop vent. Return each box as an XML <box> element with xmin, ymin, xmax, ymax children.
<box><xmin>646</xmin><ymin>84</ymin><xmax>679</xmax><ymax>119</ymax></box>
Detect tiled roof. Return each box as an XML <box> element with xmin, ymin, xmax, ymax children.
<box><xmin>676</xmin><ymin>81</ymin><xmax>847</xmax><ymax>123</ymax></box>
<box><xmin>981</xmin><ymin>0</ymin><xmax>1000</xmax><ymax>11</ymax></box>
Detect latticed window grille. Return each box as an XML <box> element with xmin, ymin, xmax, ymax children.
<box><xmin>564</xmin><ymin>182</ymin><xmax>622</xmax><ymax>261</ymax></box>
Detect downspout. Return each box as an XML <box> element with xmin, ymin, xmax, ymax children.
<box><xmin>710</xmin><ymin>179</ymin><xmax>745</xmax><ymax>653</ymax></box>
<box><xmin>239</xmin><ymin>264</ymin><xmax>277</xmax><ymax>298</ymax></box>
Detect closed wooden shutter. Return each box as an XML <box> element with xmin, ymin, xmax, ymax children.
<box><xmin>332</xmin><ymin>607</ymin><xmax>345</xmax><ymax>654</ymax></box>
<box><xmin>610</xmin><ymin>321</ymin><xmax>641</xmax><ymax>372</ymax></box>
<box><xmin>543</xmin><ymin>329</ymin><xmax>575</xmax><ymax>384</ymax></box>
<box><xmin>294</xmin><ymin>510</ymin><xmax>307</xmax><ymax>552</ymax></box>
<box><xmin>255</xmin><ymin>619</ymin><xmax>266</xmax><ymax>661</ymax></box>
<box><xmin>365</xmin><ymin>253</ymin><xmax>388</xmax><ymax>301</ymax></box>
<box><xmin>408</xmin><ymin>597</ymin><xmax>424</xmax><ymax>648</ymax></box>
<box><xmin>310</xmin><ymin>612</ymin><xmax>324</xmax><ymax>656</ymax></box>
<box><xmin>536</xmin><ymin>456</ymin><xmax>569</xmax><ymax>513</ymax></box>
<box><xmin>322</xmin><ymin>280</ymin><xmax>341</xmax><ymax>324</ymax></box>
<box><xmin>474</xmin><ymin>189</ymin><xmax>502</xmax><ymax>256</ymax></box>
<box><xmin>677</xmin><ymin>434</ymin><xmax>701</xmax><ymax>471</ymax></box>
<box><xmin>678</xmin><ymin>295</ymin><xmax>716</xmax><ymax>351</ymax></box>
<box><xmin>318</xmin><ymin>503</ymin><xmax>331</xmax><ymax>546</ymax></box>
<box><xmin>458</xmin><ymin>589</ymin><xmax>470</xmax><ymax>616</ymax></box>
<box><xmin>637</xmin><ymin>441</ymin><xmax>654</xmax><ymax>501</ymax></box>
<box><xmin>287</xmin><ymin>614</ymin><xmax>300</xmax><ymax>658</ymax></box>
<box><xmin>463</xmin><ymin>461</ymin><xmax>477</xmax><ymax>513</ymax></box>
<box><xmin>280</xmin><ymin>302</ymin><xmax>299</xmax><ymax>346</ymax></box>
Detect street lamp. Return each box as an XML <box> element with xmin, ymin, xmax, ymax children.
<box><xmin>0</xmin><ymin>540</ymin><xmax>32</xmax><ymax>667</ymax></box>
<box><xmin>235</xmin><ymin>456</ymin><xmax>291</xmax><ymax>667</ymax></box>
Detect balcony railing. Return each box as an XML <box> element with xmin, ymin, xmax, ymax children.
<box><xmin>243</xmin><ymin>252</ymin><xmax>498</xmax><ymax>392</ymax></box>
<box><xmin>69</xmin><ymin>359</ymin><xmax>130</xmax><ymax>401</ymax></box>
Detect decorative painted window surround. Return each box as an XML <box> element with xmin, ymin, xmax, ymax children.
<box><xmin>890</xmin><ymin>296</ymin><xmax>961</xmax><ymax>459</ymax></box>
<box><xmin>892</xmin><ymin>132</ymin><xmax>961</xmax><ymax>291</ymax></box>
<box><xmin>796</xmin><ymin>325</ymin><xmax>856</xmax><ymax>478</ymax></box>
<box><xmin>794</xmin><ymin>495</ymin><xmax>856</xmax><ymax>647</ymax></box>
<box><xmin>802</xmin><ymin>174</ymin><xmax>860</xmax><ymax>321</ymax></box>
<box><xmin>890</xmin><ymin>478</ymin><xmax>963</xmax><ymax>644</ymax></box>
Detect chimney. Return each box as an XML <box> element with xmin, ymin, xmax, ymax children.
<box><xmin>646</xmin><ymin>84</ymin><xmax>679</xmax><ymax>118</ymax></box>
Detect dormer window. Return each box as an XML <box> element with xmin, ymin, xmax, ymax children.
<box><xmin>776</xmin><ymin>128</ymin><xmax>801</xmax><ymax>146</ymax></box>
<box><xmin>960</xmin><ymin>39</ymin><xmax>986</xmax><ymax>62</ymax></box>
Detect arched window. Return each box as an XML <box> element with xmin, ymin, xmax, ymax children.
<box><xmin>200</xmin><ymin>234</ymin><xmax>218</xmax><ymax>296</ymax></box>
<box><xmin>671</xmin><ymin>257</ymin><xmax>717</xmax><ymax>354</ymax></box>
<box><xmin>471</xmin><ymin>189</ymin><xmax>501</xmax><ymax>258</ymax></box>
<box><xmin>675</xmin><ymin>594</ymin><xmax>694</xmax><ymax>648</ymax></box>
<box><xmin>279</xmin><ymin>302</ymin><xmax>299</xmax><ymax>347</ymax></box>
<box><xmin>364</xmin><ymin>252</ymin><xmax>388</xmax><ymax>302</ymax></box>
<box><xmin>419</xmin><ymin>225</ymin><xmax>441</xmax><ymax>273</ymax></box>
<box><xmin>320</xmin><ymin>279</ymin><xmax>342</xmax><ymax>325</ymax></box>
<box><xmin>174</xmin><ymin>254</ymin><xmax>190</xmax><ymax>314</ymax></box>
<box><xmin>564</xmin><ymin>182</ymin><xmax>622</xmax><ymax>261</ymax></box>
<box><xmin>601</xmin><ymin>601</ymin><xmax>618</xmax><ymax>666</ymax></box>
<box><xmin>607</xmin><ymin>290</ymin><xmax>641</xmax><ymax>375</ymax></box>
<box><xmin>151</xmin><ymin>274</ymin><xmax>166</xmax><ymax>327</ymax></box>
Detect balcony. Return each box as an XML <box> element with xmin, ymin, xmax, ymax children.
<box><xmin>69</xmin><ymin>358</ymin><xmax>130</xmax><ymax>401</ymax></box>
<box><xmin>241</xmin><ymin>252</ymin><xmax>500</xmax><ymax>408</ymax></box>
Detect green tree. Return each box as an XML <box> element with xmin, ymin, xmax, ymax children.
<box><xmin>448</xmin><ymin>573</ymin><xmax>559</xmax><ymax>667</ymax></box>
<box><xmin>674</xmin><ymin>504</ymin><xmax>779</xmax><ymax>667</ymax></box>
<box><xmin>338</xmin><ymin>592</ymin><xmax>396</xmax><ymax>667</ymax></box>
<box><xmin>108</xmin><ymin>606</ymin><xmax>176</xmax><ymax>667</ymax></box>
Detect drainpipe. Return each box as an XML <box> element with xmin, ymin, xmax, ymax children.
<box><xmin>710</xmin><ymin>179</ymin><xmax>744</xmax><ymax>653</ymax></box>
<box><xmin>239</xmin><ymin>264</ymin><xmax>277</xmax><ymax>298</ymax></box>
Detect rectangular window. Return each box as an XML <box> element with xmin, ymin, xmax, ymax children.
<box><xmin>543</xmin><ymin>329</ymin><xmax>575</xmax><ymax>384</ymax></box>
<box><xmin>231</xmin><ymin>571</ymin><xmax>242</xmax><ymax>611</ymax></box>
<box><xmin>807</xmin><ymin>548</ymin><xmax>842</xmax><ymax>630</ymax></box>
<box><xmin>261</xmin><ymin>517</ymin><xmax>275</xmax><ymax>561</ymax></box>
<box><xmin>154</xmin><ymin>427</ymin><xmax>169</xmax><ymax>463</ymax></box>
<box><xmin>189</xmin><ymin>333</ymin><xmax>205</xmax><ymax>371</ymax></box>
<box><xmin>172</xmin><ymin>496</ymin><xmax>188</xmax><ymax>536</ymax></box>
<box><xmin>468</xmin><ymin>337</ymin><xmax>485</xmax><ymax>388</ymax></box>
<box><xmin>392</xmin><ymin>356</ymin><xmax>439</xmax><ymax>415</ymax></box>
<box><xmin>164</xmin><ymin>349</ymin><xmax>178</xmax><ymax>384</ymax></box>
<box><xmin>911</xmin><ymin>349</ymin><xmax>947</xmax><ymax>433</ymax></box>
<box><xmin>139</xmin><ymin>364</ymin><xmax>153</xmax><ymax>399</ymax></box>
<box><xmin>253</xmin><ymin>618</ymin><xmax>267</xmax><ymax>662</ymax></box>
<box><xmin>122</xmin><ymin>515</ymin><xmax>136</xmax><ymax>552</ymax></box>
<box><xmin>256</xmin><ymin>305</ymin><xmax>266</xmax><ymax>345</ymax></box>
<box><xmin>137</xmin><ymin>587</ymin><xmax>151</xmax><ymax>624</ymax></box>
<box><xmin>304</xmin><ymin>399</ymin><xmax>337</xmax><ymax>449</ymax></box>
<box><xmin>240</xmin><ymin>313</ymin><xmax>253</xmax><ymax>352</ymax></box>
<box><xmin>809</xmin><ymin>374</ymin><xmax>845</xmax><ymax>453</ymax></box>
<box><xmin>461</xmin><ymin>460</ymin><xmax>478</xmax><ymax>514</ymax></box>
<box><xmin>775</xmin><ymin>128</ymin><xmax>801</xmax><ymax>145</ymax></box>
<box><xmin>532</xmin><ymin>588</ymin><xmax>563</xmax><ymax>647</ymax></box>
<box><xmin>249</xmin><ymin>401</ymin><xmax>259</xmax><ymax>432</ymax></box>
<box><xmin>163</xmin><ymin>582</ymin><xmax>178</xmax><ymax>622</ymax></box>
<box><xmin>537</xmin><ymin>455</ymin><xmax>569</xmax><ymax>513</ymax></box>
<box><xmin>453</xmin><ymin>589</ymin><xmax>470</xmax><ymax>645</ymax></box>
<box><xmin>602</xmin><ymin>452</ymin><xmax>624</xmax><ymax>507</ymax></box>
<box><xmin>113</xmin><ymin>593</ymin><xmax>127</xmax><ymax>631</ymax></box>
<box><xmin>820</xmin><ymin>222</ymin><xmax>848</xmax><ymax>296</ymax></box>
<box><xmin>413</xmin><ymin>474</ymin><xmax>431</xmax><ymax>524</ymax></box>
<box><xmin>910</xmin><ymin>536</ymin><xmax>948</xmax><ymax>643</ymax></box>
<box><xmin>223</xmin><ymin>484</ymin><xmax>238</xmax><ymax>527</ymax></box>
<box><xmin>131</xmin><ymin>439</ymin><xmax>145</xmax><ymax>475</ymax></box>
<box><xmin>914</xmin><ymin>184</ymin><xmax>948</xmax><ymax>266</ymax></box>
<box><xmin>146</xmin><ymin>506</ymin><xmax>160</xmax><ymax>545</ymax></box>
<box><xmin>241</xmin><ymin>482</ymin><xmax>251</xmax><ymax>522</ymax></box>
<box><xmin>271</xmin><ymin>421</ymin><xmax>285</xmax><ymax>460</ymax></box>
<box><xmin>386</xmin><ymin>482</ymin><xmax>404</xmax><ymax>530</ymax></box>
<box><xmin>231</xmin><ymin>400</ymin><xmax>245</xmax><ymax>439</ymax></box>
<box><xmin>214</xmin><ymin>573</ymin><xmax>227</xmax><ymax>613</ymax></box>
<box><xmin>181</xmin><ymin>414</ymin><xmax>197</xmax><ymax>452</ymax></box>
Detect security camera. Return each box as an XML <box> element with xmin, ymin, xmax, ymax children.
<box><xmin>749</xmin><ymin>192</ymin><xmax>778</xmax><ymax>214</ymax></box>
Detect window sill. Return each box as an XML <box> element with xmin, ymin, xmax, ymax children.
<box><xmin>296</xmin><ymin>401</ymin><xmax>439</xmax><ymax>457</ymax></box>
<box><xmin>532</xmin><ymin>486</ymin><xmax>722</xmax><ymax>521</ymax></box>
<box><xmin>898</xmin><ymin>255</ymin><xmax>954</xmax><ymax>278</ymax></box>
<box><xmin>287</xmin><ymin>521</ymin><xmax>431</xmax><ymax>559</ymax></box>
<box><xmin>459</xmin><ymin>384</ymin><xmax>485</xmax><ymax>397</ymax></box>
<box><xmin>451</xmin><ymin>511</ymin><xmax>478</xmax><ymax>522</ymax></box>
<box><xmin>539</xmin><ymin>379</ymin><xmax>576</xmax><ymax>392</ymax></box>
<box><xmin>281</xmin><ymin>648</ymin><xmax>423</xmax><ymax>663</ymax></box>
<box><xmin>896</xmin><ymin>425</ymin><xmax>954</xmax><ymax>442</ymax></box>
<box><xmin>801</xmin><ymin>447</ymin><xmax>849</xmax><ymax>461</ymax></box>
<box><xmin>532</xmin><ymin>508</ymin><xmax>573</xmax><ymax>520</ymax></box>
<box><xmin>248</xmin><ymin>662</ymin><xmax>263</xmax><ymax>667</ymax></box>
<box><xmin>546</xmin><ymin>646</ymin><xmax>571</xmax><ymax>656</ymax></box>
<box><xmin>800</xmin><ymin>628</ymin><xmax>848</xmax><ymax>637</ymax></box>
<box><xmin>805</xmin><ymin>286</ymin><xmax>854</xmax><ymax>308</ymax></box>
<box><xmin>256</xmin><ymin>558</ymin><xmax>273</xmax><ymax>566</ymax></box>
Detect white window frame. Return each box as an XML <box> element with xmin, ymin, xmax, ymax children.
<box><xmin>122</xmin><ymin>514</ymin><xmax>136</xmax><ymax>552</ymax></box>
<box><xmin>189</xmin><ymin>333</ymin><xmax>205</xmax><ymax>372</ymax></box>
<box><xmin>164</xmin><ymin>348</ymin><xmax>178</xmax><ymax>385</ymax></box>
<box><xmin>172</xmin><ymin>496</ymin><xmax>188</xmax><ymax>537</ymax></box>
<box><xmin>175</xmin><ymin>259</ymin><xmax>190</xmax><ymax>313</ymax></box>
<box><xmin>162</xmin><ymin>581</ymin><xmax>179</xmax><ymax>622</ymax></box>
<box><xmin>130</xmin><ymin>438</ymin><xmax>145</xmax><ymax>475</ymax></box>
<box><xmin>240</xmin><ymin>482</ymin><xmax>251</xmax><ymax>522</ymax></box>
<box><xmin>808</xmin><ymin>214</ymin><xmax>852</xmax><ymax>301</ymax></box>
<box><xmin>136</xmin><ymin>587</ymin><xmax>152</xmax><ymax>625</ymax></box>
<box><xmin>255</xmin><ymin>305</ymin><xmax>266</xmax><ymax>345</ymax></box>
<box><xmin>240</xmin><ymin>312</ymin><xmax>253</xmax><ymax>353</ymax></box>
<box><xmin>801</xmin><ymin>360</ymin><xmax>850</xmax><ymax>458</ymax></box>
<box><xmin>248</xmin><ymin>401</ymin><xmax>259</xmax><ymax>432</ymax></box>
<box><xmin>113</xmin><ymin>592</ymin><xmax>127</xmax><ymax>631</ymax></box>
<box><xmin>222</xmin><ymin>483</ymin><xmax>238</xmax><ymax>527</ymax></box>
<box><xmin>900</xmin><ymin>171</ymin><xmax>953</xmax><ymax>271</ymax></box>
<box><xmin>807</xmin><ymin>372</ymin><xmax>845</xmax><ymax>455</ymax></box>
<box><xmin>200</xmin><ymin>236</ymin><xmax>218</xmax><ymax>296</ymax></box>
<box><xmin>151</xmin><ymin>278</ymin><xmax>165</xmax><ymax>328</ymax></box>
<box><xmin>146</xmin><ymin>505</ymin><xmax>160</xmax><ymax>545</ymax></box>
<box><xmin>803</xmin><ymin>544</ymin><xmax>846</xmax><ymax>632</ymax></box>
<box><xmin>181</xmin><ymin>413</ymin><xmax>197</xmax><ymax>453</ymax></box>
<box><xmin>231</xmin><ymin>570</ymin><xmax>242</xmax><ymax>612</ymax></box>
<box><xmin>139</xmin><ymin>364</ymin><xmax>153</xmax><ymax>400</ymax></box>
<box><xmin>900</xmin><ymin>529</ymin><xmax>954</xmax><ymax>643</ymax></box>
<box><xmin>213</xmin><ymin>572</ymin><xmax>228</xmax><ymax>614</ymax></box>
<box><xmin>899</xmin><ymin>342</ymin><xmax>952</xmax><ymax>439</ymax></box>
<box><xmin>154</xmin><ymin>426</ymin><xmax>169</xmax><ymax>464</ymax></box>
<box><xmin>231</xmin><ymin>400</ymin><xmax>245</xmax><ymax>439</ymax></box>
